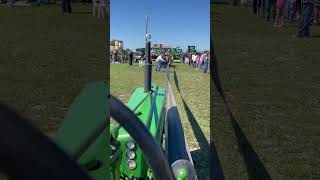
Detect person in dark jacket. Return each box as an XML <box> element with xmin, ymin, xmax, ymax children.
<box><xmin>128</xmin><ymin>51</ymin><xmax>133</xmax><ymax>66</ymax></box>
<box><xmin>62</xmin><ymin>0</ymin><xmax>72</xmax><ymax>13</ymax></box>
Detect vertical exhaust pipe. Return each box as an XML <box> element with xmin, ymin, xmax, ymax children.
<box><xmin>144</xmin><ymin>41</ymin><xmax>152</xmax><ymax>92</ymax></box>
<box><xmin>144</xmin><ymin>16</ymin><xmax>152</xmax><ymax>93</ymax></box>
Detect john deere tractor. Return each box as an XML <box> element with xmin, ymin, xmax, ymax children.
<box><xmin>0</xmin><ymin>18</ymin><xmax>197</xmax><ymax>180</ymax></box>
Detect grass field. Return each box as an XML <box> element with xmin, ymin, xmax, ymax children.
<box><xmin>0</xmin><ymin>4</ymin><xmax>107</xmax><ymax>135</ymax></box>
<box><xmin>110</xmin><ymin>63</ymin><xmax>210</xmax><ymax>179</ymax></box>
<box><xmin>212</xmin><ymin>4</ymin><xmax>320</xmax><ymax>179</ymax></box>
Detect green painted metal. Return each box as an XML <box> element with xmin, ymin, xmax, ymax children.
<box><xmin>52</xmin><ymin>79</ymin><xmax>195</xmax><ymax>180</ymax></box>
<box><xmin>110</xmin><ymin>124</ymin><xmax>122</xmax><ymax>180</ymax></box>
<box><xmin>110</xmin><ymin>140</ymin><xmax>121</xmax><ymax>180</ymax></box>
<box><xmin>54</xmin><ymin>81</ymin><xmax>110</xmax><ymax>180</ymax></box>
<box><xmin>131</xmin><ymin>91</ymin><xmax>152</xmax><ymax>113</ymax></box>
<box><xmin>53</xmin><ymin>81</ymin><xmax>167</xmax><ymax>180</ymax></box>
<box><xmin>116</xmin><ymin>83</ymin><xmax>166</xmax><ymax>179</ymax></box>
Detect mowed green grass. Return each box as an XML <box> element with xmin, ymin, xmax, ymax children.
<box><xmin>0</xmin><ymin>4</ymin><xmax>107</xmax><ymax>135</ymax></box>
<box><xmin>110</xmin><ymin>63</ymin><xmax>210</xmax><ymax>179</ymax></box>
<box><xmin>213</xmin><ymin>4</ymin><xmax>320</xmax><ymax>179</ymax></box>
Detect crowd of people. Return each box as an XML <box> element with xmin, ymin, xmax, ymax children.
<box><xmin>183</xmin><ymin>52</ymin><xmax>210</xmax><ymax>74</ymax></box>
<box><xmin>252</xmin><ymin>0</ymin><xmax>320</xmax><ymax>36</ymax></box>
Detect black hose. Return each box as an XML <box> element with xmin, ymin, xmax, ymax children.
<box><xmin>110</xmin><ymin>95</ymin><xmax>174</xmax><ymax>180</ymax></box>
<box><xmin>0</xmin><ymin>103</ymin><xmax>91</xmax><ymax>180</ymax></box>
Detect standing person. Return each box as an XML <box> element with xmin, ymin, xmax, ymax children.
<box><xmin>208</xmin><ymin>53</ymin><xmax>211</xmax><ymax>68</ymax></box>
<box><xmin>182</xmin><ymin>52</ymin><xmax>186</xmax><ymax>64</ymax></box>
<box><xmin>296</xmin><ymin>0</ymin><xmax>302</xmax><ymax>20</ymax></box>
<box><xmin>296</xmin><ymin>0</ymin><xmax>314</xmax><ymax>36</ymax></box>
<box><xmin>288</xmin><ymin>0</ymin><xmax>295</xmax><ymax>23</ymax></box>
<box><xmin>254</xmin><ymin>0</ymin><xmax>258</xmax><ymax>14</ymax></box>
<box><xmin>191</xmin><ymin>53</ymin><xmax>197</xmax><ymax>68</ymax></box>
<box><xmin>196</xmin><ymin>53</ymin><xmax>201</xmax><ymax>69</ymax></box>
<box><xmin>184</xmin><ymin>52</ymin><xmax>189</xmax><ymax>64</ymax></box>
<box><xmin>188</xmin><ymin>53</ymin><xmax>192</xmax><ymax>66</ymax></box>
<box><xmin>292</xmin><ymin>0</ymin><xmax>302</xmax><ymax>21</ymax></box>
<box><xmin>261</xmin><ymin>0</ymin><xmax>267</xmax><ymax>17</ymax></box>
<box><xmin>274</xmin><ymin>0</ymin><xmax>287</xmax><ymax>26</ymax></box>
<box><xmin>156</xmin><ymin>53</ymin><xmax>165</xmax><ymax>71</ymax></box>
<box><xmin>62</xmin><ymin>0</ymin><xmax>72</xmax><ymax>13</ymax></box>
<box><xmin>200</xmin><ymin>52</ymin><xmax>205</xmax><ymax>69</ymax></box>
<box><xmin>112</xmin><ymin>50</ymin><xmax>117</xmax><ymax>63</ymax></box>
<box><xmin>119</xmin><ymin>49</ymin><xmax>124</xmax><ymax>63</ymax></box>
<box><xmin>314</xmin><ymin>0</ymin><xmax>320</xmax><ymax>24</ymax></box>
<box><xmin>128</xmin><ymin>51</ymin><xmax>133</xmax><ymax>66</ymax></box>
<box><xmin>257</xmin><ymin>0</ymin><xmax>262</xmax><ymax>16</ymax></box>
<box><xmin>267</xmin><ymin>0</ymin><xmax>277</xmax><ymax>21</ymax></box>
<box><xmin>202</xmin><ymin>54</ymin><xmax>209</xmax><ymax>74</ymax></box>
<box><xmin>254</xmin><ymin>0</ymin><xmax>262</xmax><ymax>15</ymax></box>
<box><xmin>288</xmin><ymin>0</ymin><xmax>298</xmax><ymax>23</ymax></box>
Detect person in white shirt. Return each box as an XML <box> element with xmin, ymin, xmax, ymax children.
<box><xmin>156</xmin><ymin>53</ymin><xmax>166</xmax><ymax>71</ymax></box>
<box><xmin>192</xmin><ymin>53</ymin><xmax>197</xmax><ymax>68</ymax></box>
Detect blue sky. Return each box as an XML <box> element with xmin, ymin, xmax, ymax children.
<box><xmin>110</xmin><ymin>0</ymin><xmax>210</xmax><ymax>51</ymax></box>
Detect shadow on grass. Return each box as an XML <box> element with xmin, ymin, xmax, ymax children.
<box><xmin>211</xmin><ymin>48</ymin><xmax>271</xmax><ymax>179</ymax></box>
<box><xmin>173</xmin><ymin>67</ymin><xmax>224</xmax><ymax>180</ymax></box>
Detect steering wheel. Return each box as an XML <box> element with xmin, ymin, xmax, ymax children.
<box><xmin>110</xmin><ymin>95</ymin><xmax>174</xmax><ymax>180</ymax></box>
<box><xmin>0</xmin><ymin>103</ymin><xmax>91</xmax><ymax>180</ymax></box>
